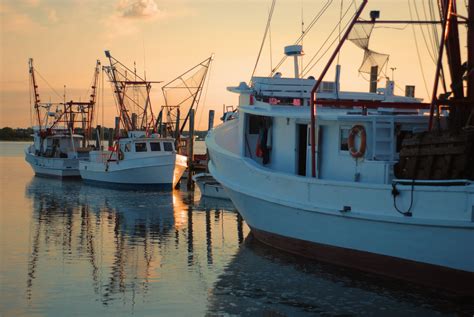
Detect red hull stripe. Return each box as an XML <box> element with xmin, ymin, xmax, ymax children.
<box><xmin>250</xmin><ymin>227</ymin><xmax>474</xmax><ymax>296</ymax></box>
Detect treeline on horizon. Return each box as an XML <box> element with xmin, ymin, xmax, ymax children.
<box><xmin>0</xmin><ymin>127</ymin><xmax>209</xmax><ymax>141</ymax></box>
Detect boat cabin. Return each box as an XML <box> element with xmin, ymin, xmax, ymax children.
<box><xmin>32</xmin><ymin>128</ymin><xmax>85</xmax><ymax>159</ymax></box>
<box><xmin>118</xmin><ymin>137</ymin><xmax>176</xmax><ymax>159</ymax></box>
<box><xmin>231</xmin><ymin>75</ymin><xmax>431</xmax><ymax>185</ymax></box>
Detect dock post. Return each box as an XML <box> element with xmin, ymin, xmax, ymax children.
<box><xmin>95</xmin><ymin>125</ymin><xmax>101</xmax><ymax>149</ymax></box>
<box><xmin>208</xmin><ymin>110</ymin><xmax>215</xmax><ymax>131</ymax></box>
<box><xmin>108</xmin><ymin>128</ymin><xmax>114</xmax><ymax>148</ymax></box>
<box><xmin>114</xmin><ymin>116</ymin><xmax>120</xmax><ymax>139</ymax></box>
<box><xmin>187</xmin><ymin>109</ymin><xmax>195</xmax><ymax>190</ymax></box>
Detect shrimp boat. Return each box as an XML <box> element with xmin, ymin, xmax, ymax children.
<box><xmin>79</xmin><ymin>52</ymin><xmax>212</xmax><ymax>188</ymax></box>
<box><xmin>25</xmin><ymin>59</ymin><xmax>100</xmax><ymax>178</ymax></box>
<box><xmin>79</xmin><ymin>51</ymin><xmax>186</xmax><ymax>188</ymax></box>
<box><xmin>206</xmin><ymin>0</ymin><xmax>474</xmax><ymax>295</ymax></box>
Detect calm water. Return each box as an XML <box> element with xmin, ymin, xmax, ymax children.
<box><xmin>0</xmin><ymin>141</ymin><xmax>472</xmax><ymax>316</ymax></box>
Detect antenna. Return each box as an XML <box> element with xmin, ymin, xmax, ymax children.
<box><xmin>390</xmin><ymin>67</ymin><xmax>397</xmax><ymax>81</ymax></box>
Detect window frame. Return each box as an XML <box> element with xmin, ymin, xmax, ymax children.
<box><xmin>150</xmin><ymin>142</ymin><xmax>161</xmax><ymax>152</ymax></box>
<box><xmin>163</xmin><ymin>142</ymin><xmax>174</xmax><ymax>152</ymax></box>
<box><xmin>134</xmin><ymin>142</ymin><xmax>148</xmax><ymax>153</ymax></box>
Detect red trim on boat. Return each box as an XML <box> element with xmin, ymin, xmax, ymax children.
<box><xmin>250</xmin><ymin>226</ymin><xmax>474</xmax><ymax>297</ymax></box>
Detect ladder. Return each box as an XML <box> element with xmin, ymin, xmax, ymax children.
<box><xmin>371</xmin><ymin>117</ymin><xmax>395</xmax><ymax>161</ymax></box>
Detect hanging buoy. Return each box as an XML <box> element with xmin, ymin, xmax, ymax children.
<box><xmin>348</xmin><ymin>125</ymin><xmax>367</xmax><ymax>158</ymax></box>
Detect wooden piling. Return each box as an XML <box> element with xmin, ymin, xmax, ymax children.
<box><xmin>208</xmin><ymin>110</ymin><xmax>215</xmax><ymax>131</ymax></box>
<box><xmin>108</xmin><ymin>128</ymin><xmax>114</xmax><ymax>148</ymax></box>
<box><xmin>187</xmin><ymin>109</ymin><xmax>195</xmax><ymax>190</ymax></box>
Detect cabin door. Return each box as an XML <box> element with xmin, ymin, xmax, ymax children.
<box><xmin>297</xmin><ymin>124</ymin><xmax>307</xmax><ymax>176</ymax></box>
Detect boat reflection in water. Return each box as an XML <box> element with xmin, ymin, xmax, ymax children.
<box><xmin>208</xmin><ymin>235</ymin><xmax>474</xmax><ymax>316</ymax></box>
<box><xmin>23</xmin><ymin>177</ymin><xmax>473</xmax><ymax>315</ymax></box>
<box><xmin>24</xmin><ymin>177</ymin><xmax>246</xmax><ymax>314</ymax></box>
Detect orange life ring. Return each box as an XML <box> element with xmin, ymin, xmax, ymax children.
<box><xmin>348</xmin><ymin>125</ymin><xmax>366</xmax><ymax>158</ymax></box>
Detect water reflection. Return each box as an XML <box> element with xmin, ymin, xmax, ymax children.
<box><xmin>208</xmin><ymin>235</ymin><xmax>474</xmax><ymax>316</ymax></box>
<box><xmin>24</xmin><ymin>177</ymin><xmax>247</xmax><ymax>312</ymax></box>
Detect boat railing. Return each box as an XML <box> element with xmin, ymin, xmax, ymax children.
<box><xmin>90</xmin><ymin>151</ymin><xmax>115</xmax><ymax>163</ymax></box>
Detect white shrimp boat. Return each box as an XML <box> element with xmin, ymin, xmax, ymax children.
<box><xmin>80</xmin><ymin>131</ymin><xmax>187</xmax><ymax>189</ymax></box>
<box><xmin>207</xmin><ymin>0</ymin><xmax>474</xmax><ymax>295</ymax></box>
<box><xmin>25</xmin><ymin>59</ymin><xmax>100</xmax><ymax>178</ymax></box>
<box><xmin>25</xmin><ymin>128</ymin><xmax>89</xmax><ymax>177</ymax></box>
<box><xmin>79</xmin><ymin>51</ymin><xmax>211</xmax><ymax>188</ymax></box>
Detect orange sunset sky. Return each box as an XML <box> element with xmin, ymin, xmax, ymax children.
<box><xmin>0</xmin><ymin>0</ymin><xmax>469</xmax><ymax>129</ymax></box>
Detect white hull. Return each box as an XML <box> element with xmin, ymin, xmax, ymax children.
<box><xmin>25</xmin><ymin>151</ymin><xmax>81</xmax><ymax>178</ymax></box>
<box><xmin>79</xmin><ymin>152</ymin><xmax>187</xmax><ymax>188</ymax></box>
<box><xmin>206</xmin><ymin>121</ymin><xmax>474</xmax><ymax>293</ymax></box>
<box><xmin>193</xmin><ymin>173</ymin><xmax>229</xmax><ymax>199</ymax></box>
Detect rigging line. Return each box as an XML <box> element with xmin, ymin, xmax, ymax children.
<box><xmin>301</xmin><ymin>1</ymin><xmax>304</xmax><ymax>74</ymax></box>
<box><xmin>250</xmin><ymin>0</ymin><xmax>276</xmax><ymax>82</ymax></box>
<box><xmin>408</xmin><ymin>0</ymin><xmax>431</xmax><ymax>98</ymax></box>
<box><xmin>197</xmin><ymin>59</ymin><xmax>213</xmax><ymax>129</ymax></box>
<box><xmin>422</xmin><ymin>0</ymin><xmax>437</xmax><ymax>55</ymax></box>
<box><xmin>429</xmin><ymin>0</ymin><xmax>447</xmax><ymax>94</ymax></box>
<box><xmin>269</xmin><ymin>9</ymin><xmax>273</xmax><ymax>74</ymax></box>
<box><xmin>374</xmin><ymin>24</ymin><xmax>409</xmax><ymax>30</ymax></box>
<box><xmin>412</xmin><ymin>0</ymin><xmax>437</xmax><ymax>63</ymax></box>
<box><xmin>271</xmin><ymin>0</ymin><xmax>333</xmax><ymax>75</ymax></box>
<box><xmin>429</xmin><ymin>0</ymin><xmax>440</xmax><ymax>50</ymax></box>
<box><xmin>301</xmin><ymin>30</ymin><xmax>342</xmax><ymax>77</ymax></box>
<box><xmin>34</xmin><ymin>69</ymin><xmax>63</xmax><ymax>100</ymax></box>
<box><xmin>337</xmin><ymin>0</ymin><xmax>344</xmax><ymax>65</ymax></box>
<box><xmin>301</xmin><ymin>1</ymin><xmax>355</xmax><ymax>76</ymax></box>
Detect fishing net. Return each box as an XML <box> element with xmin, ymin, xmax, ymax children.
<box><xmin>161</xmin><ymin>57</ymin><xmax>212</xmax><ymax>132</ymax></box>
<box><xmin>348</xmin><ymin>24</ymin><xmax>389</xmax><ymax>75</ymax></box>
<box><xmin>104</xmin><ymin>61</ymin><xmax>155</xmax><ymax>131</ymax></box>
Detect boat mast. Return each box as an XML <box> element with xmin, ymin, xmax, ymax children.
<box><xmin>309</xmin><ymin>0</ymin><xmax>368</xmax><ymax>178</ymax></box>
<box><xmin>29</xmin><ymin>58</ymin><xmax>42</xmax><ymax>130</ymax></box>
<box><xmin>179</xmin><ymin>56</ymin><xmax>213</xmax><ymax>134</ymax></box>
<box><xmin>104</xmin><ymin>51</ymin><xmax>133</xmax><ymax>132</ymax></box>
<box><xmin>467</xmin><ymin>0</ymin><xmax>474</xmax><ymax>108</ymax></box>
<box><xmin>86</xmin><ymin>60</ymin><xmax>101</xmax><ymax>142</ymax></box>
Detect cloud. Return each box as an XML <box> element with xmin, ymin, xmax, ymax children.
<box><xmin>0</xmin><ymin>4</ymin><xmax>45</xmax><ymax>33</ymax></box>
<box><xmin>119</xmin><ymin>0</ymin><xmax>161</xmax><ymax>19</ymax></box>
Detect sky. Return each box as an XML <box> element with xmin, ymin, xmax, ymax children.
<box><xmin>0</xmin><ymin>0</ymin><xmax>469</xmax><ymax>129</ymax></box>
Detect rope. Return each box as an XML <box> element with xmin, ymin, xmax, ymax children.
<box><xmin>271</xmin><ymin>0</ymin><xmax>333</xmax><ymax>75</ymax></box>
<box><xmin>412</xmin><ymin>0</ymin><xmax>437</xmax><ymax>64</ymax></box>
<box><xmin>301</xmin><ymin>2</ymin><xmax>355</xmax><ymax>77</ymax></box>
<box><xmin>337</xmin><ymin>0</ymin><xmax>343</xmax><ymax>65</ymax></box>
<box><xmin>34</xmin><ymin>69</ymin><xmax>63</xmax><ymax>100</ymax></box>
<box><xmin>408</xmin><ymin>0</ymin><xmax>431</xmax><ymax>99</ymax></box>
<box><xmin>197</xmin><ymin>59</ymin><xmax>213</xmax><ymax>129</ymax></box>
<box><xmin>250</xmin><ymin>0</ymin><xmax>276</xmax><ymax>81</ymax></box>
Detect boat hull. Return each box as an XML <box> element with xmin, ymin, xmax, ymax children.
<box><xmin>206</xmin><ymin>121</ymin><xmax>474</xmax><ymax>295</ymax></box>
<box><xmin>25</xmin><ymin>151</ymin><xmax>81</xmax><ymax>178</ymax></box>
<box><xmin>79</xmin><ymin>153</ymin><xmax>187</xmax><ymax>188</ymax></box>
<box><xmin>193</xmin><ymin>173</ymin><xmax>230</xmax><ymax>199</ymax></box>
<box><xmin>223</xmin><ymin>185</ymin><xmax>474</xmax><ymax>295</ymax></box>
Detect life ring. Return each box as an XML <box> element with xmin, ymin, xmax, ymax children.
<box><xmin>348</xmin><ymin>125</ymin><xmax>366</xmax><ymax>158</ymax></box>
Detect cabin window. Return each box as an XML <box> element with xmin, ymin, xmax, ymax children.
<box><xmin>340</xmin><ymin>127</ymin><xmax>350</xmax><ymax>151</ymax></box>
<box><xmin>124</xmin><ymin>143</ymin><xmax>131</xmax><ymax>152</ymax></box>
<box><xmin>135</xmin><ymin>142</ymin><xmax>147</xmax><ymax>152</ymax></box>
<box><xmin>150</xmin><ymin>142</ymin><xmax>161</xmax><ymax>151</ymax></box>
<box><xmin>163</xmin><ymin>142</ymin><xmax>174</xmax><ymax>152</ymax></box>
